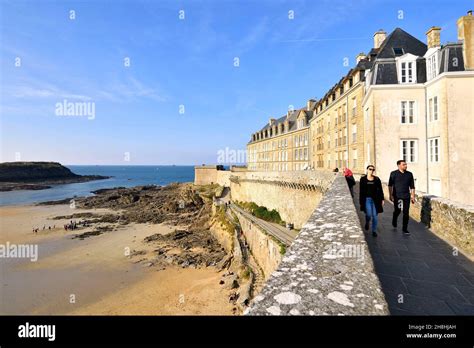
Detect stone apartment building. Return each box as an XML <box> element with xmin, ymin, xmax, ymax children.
<box><xmin>309</xmin><ymin>56</ymin><xmax>372</xmax><ymax>174</ymax></box>
<box><xmin>363</xmin><ymin>11</ymin><xmax>473</xmax><ymax>205</ymax></box>
<box><xmin>246</xmin><ymin>11</ymin><xmax>473</xmax><ymax>206</ymax></box>
<box><xmin>247</xmin><ymin>104</ymin><xmax>313</xmax><ymax>171</ymax></box>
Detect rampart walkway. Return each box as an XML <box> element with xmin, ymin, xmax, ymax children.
<box><xmin>353</xmin><ymin>182</ymin><xmax>474</xmax><ymax>315</ymax></box>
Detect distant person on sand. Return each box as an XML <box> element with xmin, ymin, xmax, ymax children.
<box><xmin>342</xmin><ymin>167</ymin><xmax>356</xmax><ymax>197</ymax></box>
<box><xmin>359</xmin><ymin>165</ymin><xmax>384</xmax><ymax>237</ymax></box>
<box><xmin>389</xmin><ymin>160</ymin><xmax>415</xmax><ymax>235</ymax></box>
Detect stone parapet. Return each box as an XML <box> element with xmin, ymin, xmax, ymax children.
<box><xmin>247</xmin><ymin>176</ymin><xmax>388</xmax><ymax>315</ymax></box>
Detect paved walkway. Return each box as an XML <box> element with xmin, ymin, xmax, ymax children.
<box><xmin>353</xmin><ymin>182</ymin><xmax>474</xmax><ymax>315</ymax></box>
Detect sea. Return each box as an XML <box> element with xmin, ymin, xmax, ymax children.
<box><xmin>0</xmin><ymin>165</ymin><xmax>196</xmax><ymax>206</ymax></box>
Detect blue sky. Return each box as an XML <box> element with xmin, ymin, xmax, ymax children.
<box><xmin>0</xmin><ymin>0</ymin><xmax>471</xmax><ymax>165</ymax></box>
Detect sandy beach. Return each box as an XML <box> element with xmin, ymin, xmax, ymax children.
<box><xmin>0</xmin><ymin>204</ymin><xmax>235</xmax><ymax>315</ymax></box>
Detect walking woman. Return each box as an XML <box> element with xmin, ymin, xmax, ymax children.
<box><xmin>359</xmin><ymin>165</ymin><xmax>384</xmax><ymax>237</ymax></box>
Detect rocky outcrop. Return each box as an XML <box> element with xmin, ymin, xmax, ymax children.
<box><xmin>0</xmin><ymin>162</ymin><xmax>109</xmax><ymax>191</ymax></box>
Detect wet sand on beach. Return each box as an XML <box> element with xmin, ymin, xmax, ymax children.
<box><xmin>0</xmin><ymin>204</ymin><xmax>234</xmax><ymax>315</ymax></box>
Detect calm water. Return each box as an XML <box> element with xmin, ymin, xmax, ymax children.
<box><xmin>0</xmin><ymin>165</ymin><xmax>195</xmax><ymax>206</ymax></box>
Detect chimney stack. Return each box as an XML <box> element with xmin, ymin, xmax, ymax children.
<box><xmin>356</xmin><ymin>52</ymin><xmax>367</xmax><ymax>63</ymax></box>
<box><xmin>426</xmin><ymin>26</ymin><xmax>441</xmax><ymax>48</ymax></box>
<box><xmin>373</xmin><ymin>30</ymin><xmax>387</xmax><ymax>49</ymax></box>
<box><xmin>306</xmin><ymin>99</ymin><xmax>316</xmax><ymax>111</ymax></box>
<box><xmin>458</xmin><ymin>10</ymin><xmax>474</xmax><ymax>70</ymax></box>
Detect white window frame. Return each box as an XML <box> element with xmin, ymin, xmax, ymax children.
<box><xmin>400</xmin><ymin>139</ymin><xmax>418</xmax><ymax>163</ymax></box>
<box><xmin>400</xmin><ymin>101</ymin><xmax>416</xmax><ymax>124</ymax></box>
<box><xmin>429</xmin><ymin>96</ymin><xmax>438</xmax><ymax>122</ymax></box>
<box><xmin>396</xmin><ymin>54</ymin><xmax>418</xmax><ymax>84</ymax></box>
<box><xmin>425</xmin><ymin>48</ymin><xmax>440</xmax><ymax>81</ymax></box>
<box><xmin>429</xmin><ymin>137</ymin><xmax>440</xmax><ymax>163</ymax></box>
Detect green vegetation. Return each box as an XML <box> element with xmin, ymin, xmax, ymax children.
<box><xmin>279</xmin><ymin>243</ymin><xmax>287</xmax><ymax>255</ymax></box>
<box><xmin>234</xmin><ymin>200</ymin><xmax>285</xmax><ymax>225</ymax></box>
<box><xmin>194</xmin><ymin>183</ymin><xmax>220</xmax><ymax>200</ymax></box>
<box><xmin>215</xmin><ymin>205</ymin><xmax>235</xmax><ymax>237</ymax></box>
<box><xmin>0</xmin><ymin>161</ymin><xmax>109</xmax><ymax>183</ymax></box>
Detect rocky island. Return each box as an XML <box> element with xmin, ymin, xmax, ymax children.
<box><xmin>0</xmin><ymin>162</ymin><xmax>110</xmax><ymax>191</ymax></box>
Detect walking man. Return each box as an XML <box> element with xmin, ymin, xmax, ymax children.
<box><xmin>388</xmin><ymin>160</ymin><xmax>415</xmax><ymax>235</ymax></box>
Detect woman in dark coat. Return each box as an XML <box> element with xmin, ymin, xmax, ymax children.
<box><xmin>359</xmin><ymin>165</ymin><xmax>384</xmax><ymax>237</ymax></box>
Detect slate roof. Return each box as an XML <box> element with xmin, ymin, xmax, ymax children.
<box><xmin>439</xmin><ymin>43</ymin><xmax>465</xmax><ymax>73</ymax></box>
<box><xmin>249</xmin><ymin>27</ymin><xmax>468</xmax><ymax>143</ymax></box>
<box><xmin>376</xmin><ymin>28</ymin><xmax>428</xmax><ymax>59</ymax></box>
<box><xmin>257</xmin><ymin>109</ymin><xmax>313</xmax><ymax>133</ymax></box>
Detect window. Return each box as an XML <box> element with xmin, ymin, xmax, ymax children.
<box><xmin>398</xmin><ymin>57</ymin><xmax>417</xmax><ymax>84</ymax></box>
<box><xmin>304</xmin><ymin>133</ymin><xmax>308</xmax><ymax>146</ymax></box>
<box><xmin>400</xmin><ymin>139</ymin><xmax>418</xmax><ymax>163</ymax></box>
<box><xmin>295</xmin><ymin>135</ymin><xmax>298</xmax><ymax>147</ymax></box>
<box><xmin>352</xmin><ymin>124</ymin><xmax>357</xmax><ymax>143</ymax></box>
<box><xmin>429</xmin><ymin>96</ymin><xmax>438</xmax><ymax>121</ymax></box>
<box><xmin>393</xmin><ymin>47</ymin><xmax>404</xmax><ymax>56</ymax></box>
<box><xmin>352</xmin><ymin>98</ymin><xmax>357</xmax><ymax>117</ymax></box>
<box><xmin>299</xmin><ymin>148</ymin><xmax>302</xmax><ymax>160</ymax></box>
<box><xmin>429</xmin><ymin>137</ymin><xmax>440</xmax><ymax>162</ymax></box>
<box><xmin>294</xmin><ymin>149</ymin><xmax>298</xmax><ymax>160</ymax></box>
<box><xmin>401</xmin><ymin>101</ymin><xmax>416</xmax><ymax>124</ymax></box>
<box><xmin>427</xmin><ymin>52</ymin><xmax>439</xmax><ymax>80</ymax></box>
<box><xmin>304</xmin><ymin>148</ymin><xmax>308</xmax><ymax>160</ymax></box>
<box><xmin>401</xmin><ymin>62</ymin><xmax>415</xmax><ymax>83</ymax></box>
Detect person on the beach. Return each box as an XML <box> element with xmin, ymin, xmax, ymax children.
<box><xmin>342</xmin><ymin>167</ymin><xmax>356</xmax><ymax>197</ymax></box>
<box><xmin>389</xmin><ymin>160</ymin><xmax>415</xmax><ymax>235</ymax></box>
<box><xmin>359</xmin><ymin>165</ymin><xmax>384</xmax><ymax>237</ymax></box>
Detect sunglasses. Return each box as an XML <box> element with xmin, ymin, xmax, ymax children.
<box><xmin>368</xmin><ymin>168</ymin><xmax>375</xmax><ymax>171</ymax></box>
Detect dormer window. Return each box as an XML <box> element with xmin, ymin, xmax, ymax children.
<box><xmin>393</xmin><ymin>47</ymin><xmax>404</xmax><ymax>56</ymax></box>
<box><xmin>425</xmin><ymin>48</ymin><xmax>440</xmax><ymax>81</ymax></box>
<box><xmin>401</xmin><ymin>62</ymin><xmax>414</xmax><ymax>82</ymax></box>
<box><xmin>297</xmin><ymin>119</ymin><xmax>305</xmax><ymax>129</ymax></box>
<box><xmin>396</xmin><ymin>54</ymin><xmax>418</xmax><ymax>84</ymax></box>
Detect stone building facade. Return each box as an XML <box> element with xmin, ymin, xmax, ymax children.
<box><xmin>246</xmin><ymin>11</ymin><xmax>473</xmax><ymax>206</ymax></box>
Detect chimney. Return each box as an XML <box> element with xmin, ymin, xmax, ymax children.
<box><xmin>426</xmin><ymin>26</ymin><xmax>441</xmax><ymax>48</ymax></box>
<box><xmin>269</xmin><ymin>117</ymin><xmax>275</xmax><ymax>126</ymax></box>
<box><xmin>356</xmin><ymin>52</ymin><xmax>366</xmax><ymax>63</ymax></box>
<box><xmin>373</xmin><ymin>30</ymin><xmax>387</xmax><ymax>49</ymax></box>
<box><xmin>458</xmin><ymin>10</ymin><xmax>474</xmax><ymax>70</ymax></box>
<box><xmin>306</xmin><ymin>99</ymin><xmax>316</xmax><ymax>111</ymax></box>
